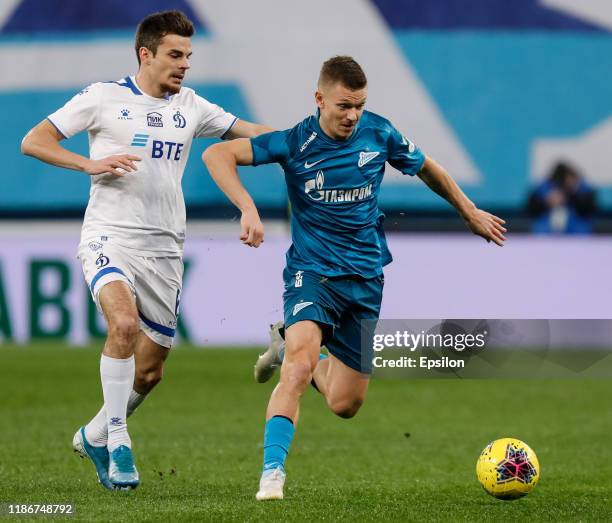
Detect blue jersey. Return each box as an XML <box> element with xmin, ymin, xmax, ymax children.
<box><xmin>250</xmin><ymin>110</ymin><xmax>425</xmax><ymax>278</ymax></box>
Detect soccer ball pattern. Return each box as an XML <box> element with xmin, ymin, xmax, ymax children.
<box><xmin>476</xmin><ymin>438</ymin><xmax>540</xmax><ymax>500</ymax></box>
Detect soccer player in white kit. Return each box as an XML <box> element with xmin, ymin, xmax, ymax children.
<box><xmin>21</xmin><ymin>10</ymin><xmax>270</xmax><ymax>490</ymax></box>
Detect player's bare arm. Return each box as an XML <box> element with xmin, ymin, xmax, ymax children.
<box><xmin>21</xmin><ymin>119</ymin><xmax>141</xmax><ymax>177</ymax></box>
<box><xmin>202</xmin><ymin>139</ymin><xmax>264</xmax><ymax>247</ymax></box>
<box><xmin>225</xmin><ymin>119</ymin><xmax>274</xmax><ymax>139</ymax></box>
<box><xmin>417</xmin><ymin>156</ymin><xmax>507</xmax><ymax>246</ymax></box>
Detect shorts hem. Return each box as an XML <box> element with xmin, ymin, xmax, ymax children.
<box><xmin>140</xmin><ymin>322</ymin><xmax>174</xmax><ymax>349</ymax></box>
<box><xmin>90</xmin><ymin>273</ymin><xmax>135</xmax><ymax>313</ymax></box>
<box><xmin>284</xmin><ymin>314</ymin><xmax>335</xmax><ymax>331</ymax></box>
<box><xmin>284</xmin><ymin>313</ymin><xmax>335</xmax><ymax>345</ymax></box>
<box><xmin>327</xmin><ymin>347</ymin><xmax>373</xmax><ymax>375</ymax></box>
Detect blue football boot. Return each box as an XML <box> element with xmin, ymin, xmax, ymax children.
<box><xmin>108</xmin><ymin>445</ymin><xmax>140</xmax><ymax>490</ymax></box>
<box><xmin>72</xmin><ymin>426</ymin><xmax>114</xmax><ymax>490</ymax></box>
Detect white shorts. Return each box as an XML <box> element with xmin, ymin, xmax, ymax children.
<box><xmin>78</xmin><ymin>236</ymin><xmax>183</xmax><ymax>348</ymax></box>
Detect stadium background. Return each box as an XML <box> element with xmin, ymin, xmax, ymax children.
<box><xmin>1</xmin><ymin>0</ymin><xmax>611</xmax><ymax>345</ymax></box>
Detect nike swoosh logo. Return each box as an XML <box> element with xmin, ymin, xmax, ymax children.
<box><xmin>304</xmin><ymin>159</ymin><xmax>325</xmax><ymax>169</ymax></box>
<box><xmin>293</xmin><ymin>301</ymin><xmax>314</xmax><ymax>316</ymax></box>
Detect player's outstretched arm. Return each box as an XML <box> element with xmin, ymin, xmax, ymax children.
<box><xmin>417</xmin><ymin>156</ymin><xmax>507</xmax><ymax>246</ymax></box>
<box><xmin>21</xmin><ymin>120</ymin><xmax>140</xmax><ymax>177</ymax></box>
<box><xmin>202</xmin><ymin>139</ymin><xmax>264</xmax><ymax>247</ymax></box>
<box><xmin>223</xmin><ymin>119</ymin><xmax>274</xmax><ymax>139</ymax></box>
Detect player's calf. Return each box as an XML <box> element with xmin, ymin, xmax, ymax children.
<box><xmin>133</xmin><ymin>364</ymin><xmax>163</xmax><ymax>394</ymax></box>
<box><xmin>321</xmin><ymin>356</ymin><xmax>370</xmax><ymax>419</ymax></box>
<box><xmin>326</xmin><ymin>395</ymin><xmax>364</xmax><ymax>419</ymax></box>
<box><xmin>133</xmin><ymin>333</ymin><xmax>169</xmax><ymax>394</ymax></box>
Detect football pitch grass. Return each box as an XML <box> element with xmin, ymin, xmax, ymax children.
<box><xmin>1</xmin><ymin>344</ymin><xmax>610</xmax><ymax>522</ymax></box>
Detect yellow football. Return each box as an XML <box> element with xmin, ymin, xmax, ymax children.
<box><xmin>476</xmin><ymin>438</ymin><xmax>540</xmax><ymax>500</ymax></box>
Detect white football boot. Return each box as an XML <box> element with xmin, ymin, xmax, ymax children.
<box><xmin>254</xmin><ymin>322</ymin><xmax>285</xmax><ymax>383</ymax></box>
<box><xmin>256</xmin><ymin>467</ymin><xmax>286</xmax><ymax>500</ymax></box>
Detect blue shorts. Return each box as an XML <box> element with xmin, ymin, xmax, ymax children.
<box><xmin>283</xmin><ymin>268</ymin><xmax>384</xmax><ymax>374</ymax></box>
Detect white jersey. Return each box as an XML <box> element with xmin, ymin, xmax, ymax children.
<box><xmin>48</xmin><ymin>76</ymin><xmax>236</xmax><ymax>255</ymax></box>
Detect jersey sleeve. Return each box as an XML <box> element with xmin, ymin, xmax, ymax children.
<box><xmin>386</xmin><ymin>123</ymin><xmax>425</xmax><ymax>176</ymax></box>
<box><xmin>47</xmin><ymin>83</ymin><xmax>102</xmax><ymax>139</ymax></box>
<box><xmin>250</xmin><ymin>130</ymin><xmax>290</xmax><ymax>166</ymax></box>
<box><xmin>194</xmin><ymin>95</ymin><xmax>237</xmax><ymax>139</ymax></box>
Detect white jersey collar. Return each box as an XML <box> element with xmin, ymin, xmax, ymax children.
<box><xmin>131</xmin><ymin>76</ymin><xmax>174</xmax><ymax>102</ymax></box>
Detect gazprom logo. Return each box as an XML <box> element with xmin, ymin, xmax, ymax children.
<box><xmin>305</xmin><ymin>170</ymin><xmax>325</xmax><ymax>201</ymax></box>
<box><xmin>305</xmin><ymin>170</ymin><xmax>373</xmax><ymax>204</ymax></box>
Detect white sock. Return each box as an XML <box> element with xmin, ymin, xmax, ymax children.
<box><xmin>84</xmin><ymin>405</ymin><xmax>108</xmax><ymax>447</ymax></box>
<box><xmin>100</xmin><ymin>354</ymin><xmax>135</xmax><ymax>452</ymax></box>
<box><xmin>84</xmin><ymin>389</ymin><xmax>147</xmax><ymax>447</ymax></box>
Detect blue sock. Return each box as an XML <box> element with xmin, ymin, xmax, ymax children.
<box><xmin>263</xmin><ymin>416</ymin><xmax>295</xmax><ymax>472</ymax></box>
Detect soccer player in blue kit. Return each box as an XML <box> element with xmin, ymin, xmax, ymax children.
<box><xmin>203</xmin><ymin>56</ymin><xmax>506</xmax><ymax>500</ymax></box>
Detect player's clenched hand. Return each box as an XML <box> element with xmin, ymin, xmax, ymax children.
<box><xmin>240</xmin><ymin>209</ymin><xmax>264</xmax><ymax>247</ymax></box>
<box><xmin>83</xmin><ymin>154</ymin><xmax>141</xmax><ymax>176</ymax></box>
<box><xmin>465</xmin><ymin>208</ymin><xmax>507</xmax><ymax>246</ymax></box>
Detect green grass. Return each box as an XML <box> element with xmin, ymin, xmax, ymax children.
<box><xmin>0</xmin><ymin>344</ymin><xmax>611</xmax><ymax>521</ymax></box>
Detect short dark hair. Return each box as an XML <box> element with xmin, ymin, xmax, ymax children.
<box><xmin>318</xmin><ymin>56</ymin><xmax>367</xmax><ymax>90</ymax></box>
<box><xmin>135</xmin><ymin>10</ymin><xmax>195</xmax><ymax>65</ymax></box>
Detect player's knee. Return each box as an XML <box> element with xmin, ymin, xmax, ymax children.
<box><xmin>281</xmin><ymin>360</ymin><xmax>313</xmax><ymax>392</ymax></box>
<box><xmin>328</xmin><ymin>396</ymin><xmax>364</xmax><ymax>419</ymax></box>
<box><xmin>285</xmin><ymin>338</ymin><xmax>320</xmax><ymax>375</ymax></box>
<box><xmin>108</xmin><ymin>315</ymin><xmax>139</xmax><ymax>347</ymax></box>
